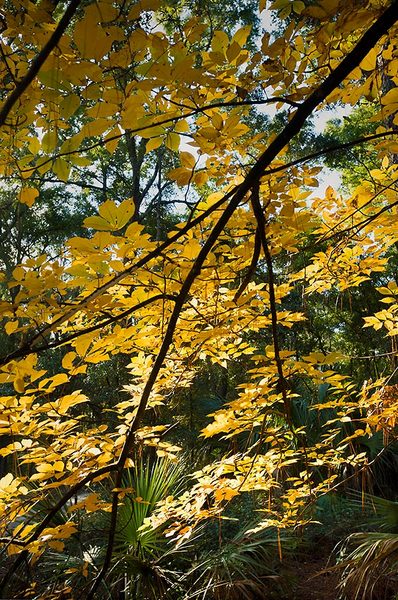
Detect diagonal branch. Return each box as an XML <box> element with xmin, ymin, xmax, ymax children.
<box><xmin>1</xmin><ymin>293</ymin><xmax>176</xmax><ymax>363</ymax></box>
<box><xmin>87</xmin><ymin>189</ymin><xmax>245</xmax><ymax>598</ymax></box>
<box><xmin>0</xmin><ymin>0</ymin><xmax>81</xmax><ymax>127</ymax></box>
<box><xmin>87</xmin><ymin>7</ymin><xmax>398</xmax><ymax>591</ymax></box>
<box><xmin>262</xmin><ymin>130</ymin><xmax>398</xmax><ymax>177</ymax></box>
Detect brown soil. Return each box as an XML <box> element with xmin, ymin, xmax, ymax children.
<box><xmin>276</xmin><ymin>539</ymin><xmax>341</xmax><ymax>600</ymax></box>
<box><xmin>291</xmin><ymin>555</ymin><xmax>340</xmax><ymax>600</ymax></box>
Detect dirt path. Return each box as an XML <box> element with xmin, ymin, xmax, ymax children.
<box><xmin>291</xmin><ymin>555</ymin><xmax>340</xmax><ymax>600</ymax></box>
<box><xmin>277</xmin><ymin>539</ymin><xmax>340</xmax><ymax>600</ymax></box>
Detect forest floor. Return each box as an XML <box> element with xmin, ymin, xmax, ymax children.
<box><xmin>279</xmin><ymin>537</ymin><xmax>341</xmax><ymax>600</ymax></box>
<box><xmin>290</xmin><ymin>554</ymin><xmax>339</xmax><ymax>600</ymax></box>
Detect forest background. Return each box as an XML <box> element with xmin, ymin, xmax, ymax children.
<box><xmin>0</xmin><ymin>0</ymin><xmax>398</xmax><ymax>598</ymax></box>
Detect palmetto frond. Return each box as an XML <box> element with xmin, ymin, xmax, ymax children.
<box><xmin>338</xmin><ymin>532</ymin><xmax>398</xmax><ymax>600</ymax></box>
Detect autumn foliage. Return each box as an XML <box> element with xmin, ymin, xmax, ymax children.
<box><xmin>0</xmin><ymin>0</ymin><xmax>398</xmax><ymax>598</ymax></box>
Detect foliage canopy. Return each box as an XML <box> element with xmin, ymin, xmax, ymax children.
<box><xmin>0</xmin><ymin>0</ymin><xmax>398</xmax><ymax>597</ymax></box>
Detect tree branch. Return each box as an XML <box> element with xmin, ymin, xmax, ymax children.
<box><xmin>85</xmin><ymin>9</ymin><xmax>398</xmax><ymax>589</ymax></box>
<box><xmin>86</xmin><ymin>173</ymin><xmax>248</xmax><ymax>597</ymax></box>
<box><xmin>262</xmin><ymin>130</ymin><xmax>398</xmax><ymax>177</ymax></box>
<box><xmin>233</xmin><ymin>227</ymin><xmax>261</xmax><ymax>302</ymax></box>
<box><xmin>250</xmin><ymin>183</ymin><xmax>291</xmax><ymax>423</ymax></box>
<box><xmin>1</xmin><ymin>294</ymin><xmax>176</xmax><ymax>364</ymax></box>
<box><xmin>0</xmin><ymin>0</ymin><xmax>81</xmax><ymax>127</ymax></box>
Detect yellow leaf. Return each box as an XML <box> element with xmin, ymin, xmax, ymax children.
<box><xmin>83</xmin><ymin>216</ymin><xmax>115</xmax><ymax>231</ymax></box>
<box><xmin>226</xmin><ymin>41</ymin><xmax>241</xmax><ymax>63</ymax></box>
<box><xmin>271</xmin><ymin>0</ymin><xmax>289</xmax><ymax>9</ymax></box>
<box><xmin>41</xmin><ymin>130</ymin><xmax>58</xmax><ymax>153</ymax></box>
<box><xmin>382</xmin><ymin>88</ymin><xmax>398</xmax><ymax>106</ymax></box>
<box><xmin>74</xmin><ymin>5</ymin><xmax>113</xmax><ymax>61</ymax></box>
<box><xmin>134</xmin><ymin>496</ymin><xmax>150</xmax><ymax>504</ymax></box>
<box><xmin>28</xmin><ymin>136</ymin><xmax>41</xmax><ymax>154</ymax></box>
<box><xmin>232</xmin><ymin>25</ymin><xmax>251</xmax><ymax>47</ymax></box>
<box><xmin>211</xmin><ymin>30</ymin><xmax>229</xmax><ymax>54</ymax></box>
<box><xmin>53</xmin><ymin>158</ymin><xmax>70</xmax><ymax>182</ymax></box>
<box><xmin>82</xmin><ymin>561</ymin><xmax>89</xmax><ymax>577</ymax></box>
<box><xmin>0</xmin><ymin>473</ymin><xmax>17</xmax><ymax>492</ymax></box>
<box><xmin>105</xmin><ymin>127</ymin><xmax>121</xmax><ymax>154</ymax></box>
<box><xmin>146</xmin><ymin>136</ymin><xmax>163</xmax><ymax>152</ymax></box>
<box><xmin>74</xmin><ymin>333</ymin><xmax>96</xmax><ymax>357</ymax></box>
<box><xmin>85</xmin><ymin>199</ymin><xmax>136</xmax><ymax>231</ymax></box>
<box><xmin>165</xmin><ymin>132</ymin><xmax>180</xmax><ymax>152</ymax></box>
<box><xmin>97</xmin><ymin>200</ymin><xmax>119</xmax><ymax>224</ymax></box>
<box><xmin>211</xmin><ymin>113</ymin><xmax>223</xmax><ymax>130</ymax></box>
<box><xmin>38</xmin><ymin>373</ymin><xmax>69</xmax><ymax>391</ymax></box>
<box><xmin>5</xmin><ymin>321</ymin><xmax>18</xmax><ymax>335</ymax></box>
<box><xmin>214</xmin><ymin>487</ymin><xmax>238</xmax><ymax>502</ymax></box>
<box><xmin>193</xmin><ymin>171</ymin><xmax>208</xmax><ymax>186</ymax></box>
<box><xmin>62</xmin><ymin>352</ymin><xmax>77</xmax><ymax>371</ymax></box>
<box><xmin>12</xmin><ymin>266</ymin><xmax>24</xmax><ymax>280</ymax></box>
<box><xmin>48</xmin><ymin>540</ymin><xmax>65</xmax><ymax>552</ymax></box>
<box><xmin>360</xmin><ymin>47</ymin><xmax>377</xmax><ymax>71</ymax></box>
<box><xmin>167</xmin><ymin>167</ymin><xmax>192</xmax><ymax>185</ymax></box>
<box><xmin>60</xmin><ymin>94</ymin><xmax>81</xmax><ymax>119</ymax></box>
<box><xmin>182</xmin><ymin>239</ymin><xmax>201</xmax><ymax>259</ymax></box>
<box><xmin>59</xmin><ymin>391</ymin><xmax>88</xmax><ymax>414</ymax></box>
<box><xmin>279</xmin><ymin>6</ymin><xmax>291</xmax><ymax>19</ymax></box>
<box><xmin>19</xmin><ymin>188</ymin><xmax>39</xmax><ymax>207</ymax></box>
<box><xmin>180</xmin><ymin>152</ymin><xmax>196</xmax><ymax>169</ymax></box>
<box><xmin>36</xmin><ymin>463</ymin><xmax>56</xmax><ymax>473</ymax></box>
<box><xmin>70</xmin><ymin>155</ymin><xmax>91</xmax><ymax>167</ymax></box>
<box><xmin>174</xmin><ymin>119</ymin><xmax>189</xmax><ymax>133</ymax></box>
<box><xmin>199</xmin><ymin>127</ymin><xmax>218</xmax><ymax>140</ymax></box>
<box><xmin>292</xmin><ymin>0</ymin><xmax>305</xmax><ymax>14</ymax></box>
<box><xmin>68</xmin><ymin>492</ymin><xmax>102</xmax><ymax>513</ymax></box>
<box><xmin>14</xmin><ymin>378</ymin><xmax>25</xmax><ymax>393</ymax></box>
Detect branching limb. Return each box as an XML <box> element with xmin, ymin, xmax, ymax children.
<box><xmin>233</xmin><ymin>227</ymin><xmax>261</xmax><ymax>302</ymax></box>
<box><xmin>1</xmin><ymin>293</ymin><xmax>177</xmax><ymax>364</ymax></box>
<box><xmin>250</xmin><ymin>182</ymin><xmax>291</xmax><ymax>423</ymax></box>
<box><xmin>84</xmin><ymin>187</ymin><xmax>248</xmax><ymax>595</ymax></box>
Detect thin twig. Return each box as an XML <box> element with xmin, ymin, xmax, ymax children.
<box><xmin>262</xmin><ymin>130</ymin><xmax>397</xmax><ymax>177</ymax></box>
<box><xmin>233</xmin><ymin>227</ymin><xmax>261</xmax><ymax>302</ymax></box>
